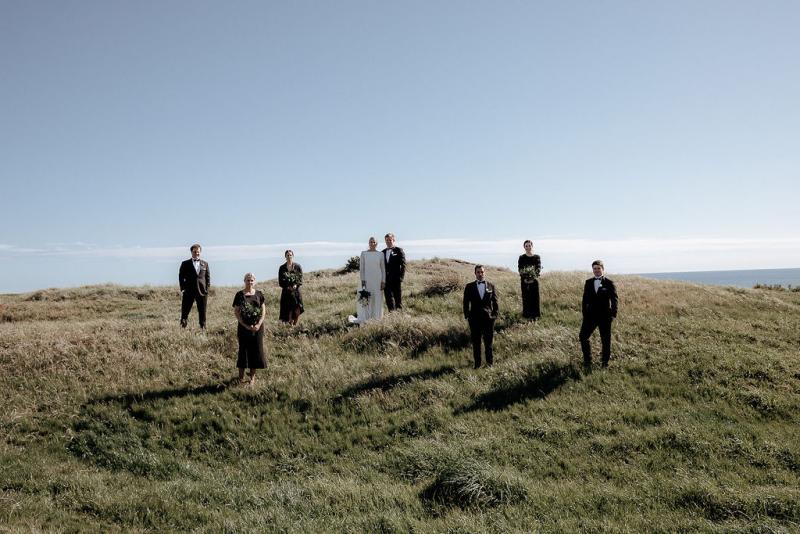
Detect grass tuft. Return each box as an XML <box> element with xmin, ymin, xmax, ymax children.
<box><xmin>420</xmin><ymin>458</ymin><xmax>528</xmax><ymax>509</ymax></box>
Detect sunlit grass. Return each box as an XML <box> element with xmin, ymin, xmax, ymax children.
<box><xmin>1</xmin><ymin>260</ymin><xmax>799</xmax><ymax>531</ymax></box>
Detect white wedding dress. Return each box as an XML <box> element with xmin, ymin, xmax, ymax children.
<box><xmin>348</xmin><ymin>249</ymin><xmax>385</xmax><ymax>324</ymax></box>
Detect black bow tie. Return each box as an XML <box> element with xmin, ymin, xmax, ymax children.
<box><xmin>594</xmin><ymin>277</ymin><xmax>602</xmax><ymax>280</ymax></box>
<box><xmin>477</xmin><ymin>281</ymin><xmax>485</xmax><ymax>285</ymax></box>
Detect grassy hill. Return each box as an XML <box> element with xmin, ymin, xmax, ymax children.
<box><xmin>1</xmin><ymin>259</ymin><xmax>799</xmax><ymax>532</ymax></box>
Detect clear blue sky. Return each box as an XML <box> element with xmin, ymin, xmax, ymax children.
<box><xmin>2</xmin><ymin>1</ymin><xmax>799</xmax><ymax>292</ymax></box>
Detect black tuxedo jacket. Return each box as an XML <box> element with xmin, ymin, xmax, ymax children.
<box><xmin>382</xmin><ymin>247</ymin><xmax>406</xmax><ymax>281</ymax></box>
<box><xmin>463</xmin><ymin>280</ymin><xmax>499</xmax><ymax>320</ymax></box>
<box><xmin>582</xmin><ymin>277</ymin><xmax>618</xmax><ymax>318</ymax></box>
<box><xmin>179</xmin><ymin>259</ymin><xmax>210</xmax><ymax>296</ymax></box>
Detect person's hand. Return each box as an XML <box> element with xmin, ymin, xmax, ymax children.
<box><xmin>380</xmin><ymin>282</ymin><xmax>385</xmax><ymax>290</ymax></box>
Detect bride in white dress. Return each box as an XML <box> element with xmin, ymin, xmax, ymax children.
<box><xmin>350</xmin><ymin>236</ymin><xmax>385</xmax><ymax>324</ymax></box>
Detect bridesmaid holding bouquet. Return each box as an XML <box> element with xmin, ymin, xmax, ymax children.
<box><xmin>278</xmin><ymin>249</ymin><xmax>304</xmax><ymax>325</ymax></box>
<box><xmin>518</xmin><ymin>240</ymin><xmax>542</xmax><ymax>321</ymax></box>
<box><xmin>233</xmin><ymin>273</ymin><xmax>267</xmax><ymax>385</ymax></box>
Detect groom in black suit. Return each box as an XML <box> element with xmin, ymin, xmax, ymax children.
<box><xmin>463</xmin><ymin>265</ymin><xmax>499</xmax><ymax>369</ymax></box>
<box><xmin>579</xmin><ymin>260</ymin><xmax>618</xmax><ymax>367</ymax></box>
<box><xmin>179</xmin><ymin>243</ymin><xmax>210</xmax><ymax>329</ymax></box>
<box><xmin>382</xmin><ymin>233</ymin><xmax>406</xmax><ymax>311</ymax></box>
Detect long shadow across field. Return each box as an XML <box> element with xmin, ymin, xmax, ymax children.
<box><xmin>336</xmin><ymin>366</ymin><xmax>457</xmax><ymax>401</ymax></box>
<box><xmin>455</xmin><ymin>360</ymin><xmax>581</xmax><ymax>414</ymax></box>
<box><xmin>89</xmin><ymin>380</ymin><xmax>237</xmax><ymax>407</ymax></box>
<box><xmin>410</xmin><ymin>314</ymin><xmax>526</xmax><ymax>358</ymax></box>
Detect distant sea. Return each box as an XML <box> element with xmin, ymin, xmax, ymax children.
<box><xmin>639</xmin><ymin>267</ymin><xmax>800</xmax><ymax>288</ymax></box>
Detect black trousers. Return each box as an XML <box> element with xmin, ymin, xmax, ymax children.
<box><xmin>579</xmin><ymin>315</ymin><xmax>612</xmax><ymax>364</ymax></box>
<box><xmin>384</xmin><ymin>278</ymin><xmax>403</xmax><ymax>310</ymax></box>
<box><xmin>181</xmin><ymin>290</ymin><xmax>207</xmax><ymax>327</ymax></box>
<box><xmin>469</xmin><ymin>316</ymin><xmax>495</xmax><ymax>367</ymax></box>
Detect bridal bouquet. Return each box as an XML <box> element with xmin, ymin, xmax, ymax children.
<box><xmin>282</xmin><ymin>271</ymin><xmax>302</xmax><ymax>287</ymax></box>
<box><xmin>357</xmin><ymin>289</ymin><xmax>371</xmax><ymax>306</ymax></box>
<box><xmin>520</xmin><ymin>265</ymin><xmax>540</xmax><ymax>283</ymax></box>
<box><xmin>240</xmin><ymin>300</ymin><xmax>262</xmax><ymax>327</ymax></box>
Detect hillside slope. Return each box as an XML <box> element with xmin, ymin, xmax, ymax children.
<box><xmin>1</xmin><ymin>259</ymin><xmax>799</xmax><ymax>532</ymax></box>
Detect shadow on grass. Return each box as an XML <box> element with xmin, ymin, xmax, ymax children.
<box><xmin>455</xmin><ymin>360</ymin><xmax>581</xmax><ymax>414</ymax></box>
<box><xmin>69</xmin><ymin>378</ymin><xmax>246</xmax><ymax>478</ymax></box>
<box><xmin>335</xmin><ymin>366</ymin><xmax>457</xmax><ymax>402</ymax></box>
<box><xmin>409</xmin><ymin>314</ymin><xmax>526</xmax><ymax>358</ymax></box>
<box><xmin>89</xmin><ymin>379</ymin><xmax>237</xmax><ymax>408</ymax></box>
<box><xmin>410</xmin><ymin>331</ymin><xmax>470</xmax><ymax>357</ymax></box>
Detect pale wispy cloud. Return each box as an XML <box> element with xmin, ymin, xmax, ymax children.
<box><xmin>1</xmin><ymin>237</ymin><xmax>799</xmax><ymax>272</ymax></box>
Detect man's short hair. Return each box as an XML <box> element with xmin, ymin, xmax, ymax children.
<box><xmin>385</xmin><ymin>233</ymin><xmax>395</xmax><ymax>239</ymax></box>
<box><xmin>474</xmin><ymin>264</ymin><xmax>484</xmax><ymax>273</ymax></box>
<box><xmin>190</xmin><ymin>244</ymin><xmax>202</xmax><ymax>252</ymax></box>
<box><xmin>592</xmin><ymin>260</ymin><xmax>604</xmax><ymax>268</ymax></box>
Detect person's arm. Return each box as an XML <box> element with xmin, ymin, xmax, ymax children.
<box><xmin>397</xmin><ymin>248</ymin><xmax>406</xmax><ymax>280</ymax></box>
<box><xmin>234</xmin><ymin>307</ymin><xmax>246</xmax><ymax>328</ymax></box>
<box><xmin>233</xmin><ymin>293</ymin><xmax>248</xmax><ymax>328</ymax></box>
<box><xmin>296</xmin><ymin>264</ymin><xmax>303</xmax><ymax>287</ymax></box>
<box><xmin>380</xmin><ymin>253</ymin><xmax>386</xmax><ymax>285</ymax></box>
<box><xmin>205</xmin><ymin>262</ymin><xmax>211</xmax><ymax>290</ymax></box>
<box><xmin>256</xmin><ymin>294</ymin><xmax>266</xmax><ymax>330</ymax></box>
<box><xmin>179</xmin><ymin>262</ymin><xmax>186</xmax><ymax>291</ymax></box>
<box><xmin>582</xmin><ymin>281</ymin><xmax>590</xmax><ymax>315</ymax></box>
<box><xmin>360</xmin><ymin>252</ymin><xmax>366</xmax><ymax>287</ymax></box>
<box><xmin>517</xmin><ymin>255</ymin><xmax>523</xmax><ymax>273</ymax></box>
<box><xmin>278</xmin><ymin>265</ymin><xmax>288</xmax><ymax>289</ymax></box>
<box><xmin>257</xmin><ymin>302</ymin><xmax>266</xmax><ymax>329</ymax></box>
<box><xmin>534</xmin><ymin>255</ymin><xmax>542</xmax><ymax>274</ymax></box>
<box><xmin>609</xmin><ymin>280</ymin><xmax>619</xmax><ymax>318</ymax></box>
<box><xmin>490</xmin><ymin>283</ymin><xmax>499</xmax><ymax>318</ymax></box>
<box><xmin>463</xmin><ymin>285</ymin><xmax>470</xmax><ymax>319</ymax></box>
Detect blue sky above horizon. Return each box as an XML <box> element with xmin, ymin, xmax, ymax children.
<box><xmin>2</xmin><ymin>1</ymin><xmax>799</xmax><ymax>292</ymax></box>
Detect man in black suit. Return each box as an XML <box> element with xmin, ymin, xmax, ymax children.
<box><xmin>463</xmin><ymin>265</ymin><xmax>499</xmax><ymax>369</ymax></box>
<box><xmin>179</xmin><ymin>243</ymin><xmax>210</xmax><ymax>329</ymax></box>
<box><xmin>579</xmin><ymin>260</ymin><xmax>618</xmax><ymax>367</ymax></box>
<box><xmin>382</xmin><ymin>233</ymin><xmax>406</xmax><ymax>311</ymax></box>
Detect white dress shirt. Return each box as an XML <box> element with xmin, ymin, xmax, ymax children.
<box><xmin>193</xmin><ymin>259</ymin><xmax>201</xmax><ymax>274</ymax></box>
<box><xmin>477</xmin><ymin>280</ymin><xmax>486</xmax><ymax>299</ymax></box>
<box><xmin>594</xmin><ymin>277</ymin><xmax>602</xmax><ymax>293</ymax></box>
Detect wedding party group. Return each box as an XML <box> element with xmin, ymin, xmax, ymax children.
<box><xmin>178</xmin><ymin>236</ymin><xmax>618</xmax><ymax>385</ymax></box>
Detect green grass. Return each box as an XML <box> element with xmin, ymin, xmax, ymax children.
<box><xmin>1</xmin><ymin>260</ymin><xmax>799</xmax><ymax>532</ymax></box>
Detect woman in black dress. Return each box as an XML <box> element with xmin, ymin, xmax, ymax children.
<box><xmin>518</xmin><ymin>240</ymin><xmax>542</xmax><ymax>321</ymax></box>
<box><xmin>278</xmin><ymin>249</ymin><xmax>304</xmax><ymax>325</ymax></box>
<box><xmin>232</xmin><ymin>273</ymin><xmax>267</xmax><ymax>385</ymax></box>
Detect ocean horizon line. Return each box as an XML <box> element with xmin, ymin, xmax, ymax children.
<box><xmin>3</xmin><ymin>263</ymin><xmax>799</xmax><ymax>295</ymax></box>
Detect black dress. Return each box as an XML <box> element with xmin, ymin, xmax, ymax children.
<box><xmin>518</xmin><ymin>254</ymin><xmax>542</xmax><ymax>319</ymax></box>
<box><xmin>232</xmin><ymin>290</ymin><xmax>267</xmax><ymax>369</ymax></box>
<box><xmin>278</xmin><ymin>263</ymin><xmax>304</xmax><ymax>322</ymax></box>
